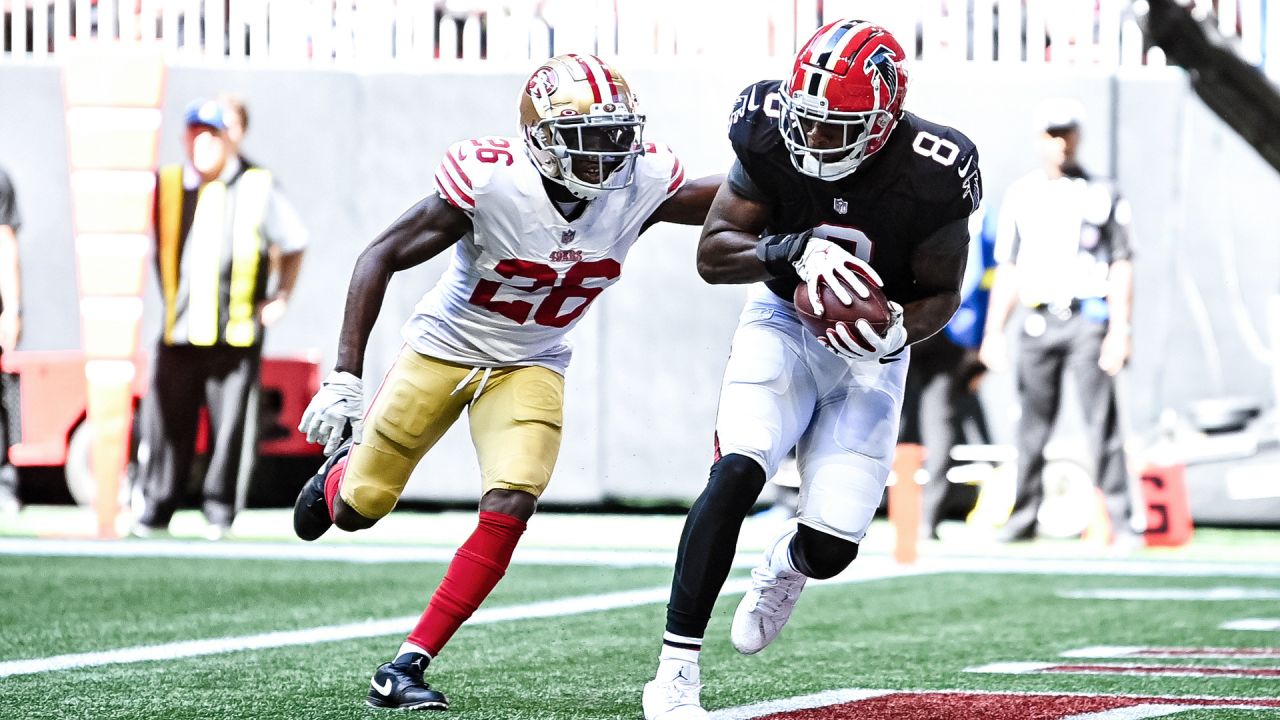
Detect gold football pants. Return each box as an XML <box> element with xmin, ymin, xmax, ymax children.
<box><xmin>340</xmin><ymin>346</ymin><xmax>565</xmax><ymax>520</ymax></box>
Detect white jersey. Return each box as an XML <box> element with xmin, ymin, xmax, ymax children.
<box><xmin>404</xmin><ymin>136</ymin><xmax>686</xmax><ymax>374</ymax></box>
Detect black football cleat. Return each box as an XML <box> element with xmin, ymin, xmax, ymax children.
<box><xmin>292</xmin><ymin>442</ymin><xmax>352</xmax><ymax>541</ymax></box>
<box><xmin>366</xmin><ymin>660</ymin><xmax>449</xmax><ymax>711</ymax></box>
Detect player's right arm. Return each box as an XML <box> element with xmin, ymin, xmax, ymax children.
<box><xmin>699</xmin><ymin>81</ymin><xmax>872</xmax><ymax>308</ymax></box>
<box><xmin>333</xmin><ymin>194</ymin><xmax>472</xmax><ymax>377</ymax></box>
<box><xmin>302</xmin><ymin>140</ymin><xmax>485</xmax><ymax>454</ymax></box>
<box><xmin>695</xmin><ymin>180</ymin><xmax>773</xmax><ymax>284</ymax></box>
<box><xmin>300</xmin><ymin>193</ymin><xmax>470</xmax><ymax>455</ymax></box>
<box><xmin>697</xmin><ymin>164</ymin><xmax>872</xmax><ymax>312</ymax></box>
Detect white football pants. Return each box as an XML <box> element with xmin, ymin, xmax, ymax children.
<box><xmin>715</xmin><ymin>285</ymin><xmax>909</xmax><ymax>543</ymax></box>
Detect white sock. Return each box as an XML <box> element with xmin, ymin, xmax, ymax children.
<box><xmin>657</xmin><ymin>632</ymin><xmax>702</xmax><ymax>680</ymax></box>
<box><xmin>395</xmin><ymin>641</ymin><xmax>432</xmax><ymax>662</ymax></box>
<box><xmin>768</xmin><ymin>526</ymin><xmax>799</xmax><ymax>575</ymax></box>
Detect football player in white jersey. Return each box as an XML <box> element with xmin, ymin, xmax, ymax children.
<box><xmin>292</xmin><ymin>54</ymin><xmax>720</xmax><ymax>711</ymax></box>
<box><xmin>643</xmin><ymin>21</ymin><xmax>980</xmax><ymax>719</ymax></box>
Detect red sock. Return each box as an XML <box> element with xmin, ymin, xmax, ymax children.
<box><xmin>323</xmin><ymin>455</ymin><xmax>349</xmax><ymax>521</ymax></box>
<box><xmin>408</xmin><ymin>511</ymin><xmax>527</xmax><ymax>656</ymax></box>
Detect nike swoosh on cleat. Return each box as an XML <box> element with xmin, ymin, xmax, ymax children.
<box><xmin>957</xmin><ymin>156</ymin><xmax>973</xmax><ymax>177</ymax></box>
<box><xmin>371</xmin><ymin>678</ymin><xmax>393</xmax><ymax>696</ymax></box>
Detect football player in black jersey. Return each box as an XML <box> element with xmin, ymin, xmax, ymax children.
<box><xmin>643</xmin><ymin>20</ymin><xmax>983</xmax><ymax>720</ymax></box>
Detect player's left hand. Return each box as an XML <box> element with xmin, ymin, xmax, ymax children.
<box><xmin>792</xmin><ymin>238</ymin><xmax>879</xmax><ymax>316</ymax></box>
<box><xmin>1098</xmin><ymin>327</ymin><xmax>1131</xmax><ymax>376</ymax></box>
<box><xmin>821</xmin><ymin>302</ymin><xmax>907</xmax><ymax>363</ymax></box>
<box><xmin>299</xmin><ymin>371</ymin><xmax>364</xmax><ymax>456</ymax></box>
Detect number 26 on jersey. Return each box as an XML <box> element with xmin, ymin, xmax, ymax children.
<box><xmin>468</xmin><ymin>259</ymin><xmax>621</xmax><ymax>328</ymax></box>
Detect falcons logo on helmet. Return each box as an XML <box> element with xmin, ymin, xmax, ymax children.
<box><xmin>863</xmin><ymin>45</ymin><xmax>900</xmax><ymax>111</ymax></box>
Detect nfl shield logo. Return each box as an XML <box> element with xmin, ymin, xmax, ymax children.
<box><xmin>559</xmin><ymin>228</ymin><xmax>576</xmax><ymax>245</ymax></box>
<box><xmin>833</xmin><ymin>198</ymin><xmax>849</xmax><ymax>215</ymax></box>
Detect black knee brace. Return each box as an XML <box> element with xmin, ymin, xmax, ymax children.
<box><xmin>789</xmin><ymin>524</ymin><xmax>859</xmax><ymax>579</ymax></box>
<box><xmin>699</xmin><ymin>453</ymin><xmax>767</xmax><ymax>519</ymax></box>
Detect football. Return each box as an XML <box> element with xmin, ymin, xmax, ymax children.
<box><xmin>792</xmin><ymin>269</ymin><xmax>893</xmax><ymax>351</ymax></box>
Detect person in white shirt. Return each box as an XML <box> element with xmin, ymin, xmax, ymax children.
<box><xmin>979</xmin><ymin>98</ymin><xmax>1137</xmax><ymax>545</ymax></box>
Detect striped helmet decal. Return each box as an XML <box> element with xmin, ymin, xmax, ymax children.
<box><xmin>567</xmin><ymin>53</ymin><xmax>624</xmax><ymax>104</ymax></box>
<box><xmin>796</xmin><ymin>20</ymin><xmax>879</xmax><ymax>101</ymax></box>
<box><xmin>593</xmin><ymin>56</ymin><xmax>625</xmax><ymax>103</ymax></box>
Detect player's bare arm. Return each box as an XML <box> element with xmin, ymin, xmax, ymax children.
<box><xmin>334</xmin><ymin>194</ymin><xmax>472</xmax><ymax>377</ymax></box>
<box><xmin>644</xmin><ymin>173</ymin><xmax>726</xmax><ymax>229</ymax></box>
<box><xmin>902</xmin><ymin>216</ymin><xmax>969</xmax><ymax>343</ymax></box>
<box><xmin>695</xmin><ymin>182</ymin><xmax>773</xmax><ymax>284</ymax></box>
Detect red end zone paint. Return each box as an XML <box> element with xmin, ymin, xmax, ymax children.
<box><xmin>751</xmin><ymin>692</ymin><xmax>1280</xmax><ymax>720</ymax></box>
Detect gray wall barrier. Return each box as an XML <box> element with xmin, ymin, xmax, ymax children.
<box><xmin>1</xmin><ymin>60</ymin><xmax>1277</xmax><ymax>502</ymax></box>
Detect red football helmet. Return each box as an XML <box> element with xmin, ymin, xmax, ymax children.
<box><xmin>780</xmin><ymin>20</ymin><xmax>909</xmax><ymax>180</ymax></box>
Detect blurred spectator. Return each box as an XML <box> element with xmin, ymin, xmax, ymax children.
<box><xmin>133</xmin><ymin>99</ymin><xmax>308</xmax><ymax>539</ymax></box>
<box><xmin>0</xmin><ymin>166</ymin><xmax>21</xmax><ymax>515</ymax></box>
<box><xmin>904</xmin><ymin>206</ymin><xmax>997</xmax><ymax>540</ymax></box>
<box><xmin>217</xmin><ymin>92</ymin><xmax>250</xmax><ymax>155</ymax></box>
<box><xmin>978</xmin><ymin>98</ymin><xmax>1137</xmax><ymax>545</ymax></box>
<box><xmin>216</xmin><ymin>93</ymin><xmax>297</xmax><ymax>330</ymax></box>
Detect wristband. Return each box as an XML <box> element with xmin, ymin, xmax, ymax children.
<box><xmin>754</xmin><ymin>232</ymin><xmax>809</xmax><ymax>277</ymax></box>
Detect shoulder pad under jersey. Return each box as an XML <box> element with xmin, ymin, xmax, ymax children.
<box><xmin>895</xmin><ymin>113</ymin><xmax>984</xmax><ymax>217</ymax></box>
<box><xmin>727</xmin><ymin>80</ymin><xmax>786</xmax><ymax>163</ymax></box>
<box><xmin>635</xmin><ymin>141</ymin><xmax>686</xmax><ymax>198</ymax></box>
<box><xmin>433</xmin><ymin>136</ymin><xmax>522</xmax><ymax>213</ymax></box>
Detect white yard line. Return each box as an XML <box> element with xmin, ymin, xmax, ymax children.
<box><xmin>1222</xmin><ymin>618</ymin><xmax>1280</xmax><ymax>631</ymax></box>
<box><xmin>0</xmin><ymin>537</ymin><xmax>691</xmax><ymax>567</ymax></box>
<box><xmin>1062</xmin><ymin>646</ymin><xmax>1280</xmax><ymax>660</ymax></box>
<box><xmin>2</xmin><ymin>538</ymin><xmax>1277</xmax><ymax>681</ymax></box>
<box><xmin>1061</xmin><ymin>646</ymin><xmax>1148</xmax><ymax>658</ymax></box>
<box><xmin>0</xmin><ymin>559</ymin><xmax>921</xmax><ymax>679</ymax></box>
<box><xmin>3</xmin><ymin>539</ymin><xmax>1278</xmax><ymax>579</ymax></box>
<box><xmin>1058</xmin><ymin>588</ymin><xmax>1280</xmax><ymax>601</ymax></box>
<box><xmin>966</xmin><ymin>661</ymin><xmax>1058</xmax><ymax>674</ymax></box>
<box><xmin>940</xmin><ymin>556</ymin><xmax>1280</xmax><ymax>579</ymax></box>
<box><xmin>967</xmin><ymin>661</ymin><xmax>1280</xmax><ymax>680</ymax></box>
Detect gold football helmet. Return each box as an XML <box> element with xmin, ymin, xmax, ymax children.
<box><xmin>519</xmin><ymin>54</ymin><xmax>645</xmax><ymax>200</ymax></box>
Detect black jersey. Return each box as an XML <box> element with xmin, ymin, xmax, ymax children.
<box><xmin>727</xmin><ymin>80</ymin><xmax>983</xmax><ymax>304</ymax></box>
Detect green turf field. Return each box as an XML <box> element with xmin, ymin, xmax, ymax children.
<box><xmin>0</xmin><ymin>513</ymin><xmax>1277</xmax><ymax>719</ymax></box>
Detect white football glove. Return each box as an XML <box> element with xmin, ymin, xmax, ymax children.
<box><xmin>298</xmin><ymin>371</ymin><xmax>364</xmax><ymax>456</ymax></box>
<box><xmin>820</xmin><ymin>301</ymin><xmax>908</xmax><ymax>363</ymax></box>
<box><xmin>792</xmin><ymin>238</ymin><xmax>883</xmax><ymax>316</ymax></box>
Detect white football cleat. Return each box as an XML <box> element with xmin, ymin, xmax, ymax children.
<box><xmin>731</xmin><ymin>531</ymin><xmax>807</xmax><ymax>654</ymax></box>
<box><xmin>642</xmin><ymin>662</ymin><xmax>708</xmax><ymax>720</ymax></box>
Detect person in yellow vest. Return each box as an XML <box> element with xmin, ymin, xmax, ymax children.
<box><xmin>133</xmin><ymin>99</ymin><xmax>308</xmax><ymax>539</ymax></box>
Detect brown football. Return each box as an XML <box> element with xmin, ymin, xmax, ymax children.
<box><xmin>792</xmin><ymin>268</ymin><xmax>892</xmax><ymax>351</ymax></box>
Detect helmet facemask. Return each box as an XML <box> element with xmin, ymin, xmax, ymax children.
<box><xmin>779</xmin><ymin>90</ymin><xmax>893</xmax><ymax>181</ymax></box>
<box><xmin>527</xmin><ymin>110</ymin><xmax>645</xmax><ymax>200</ymax></box>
